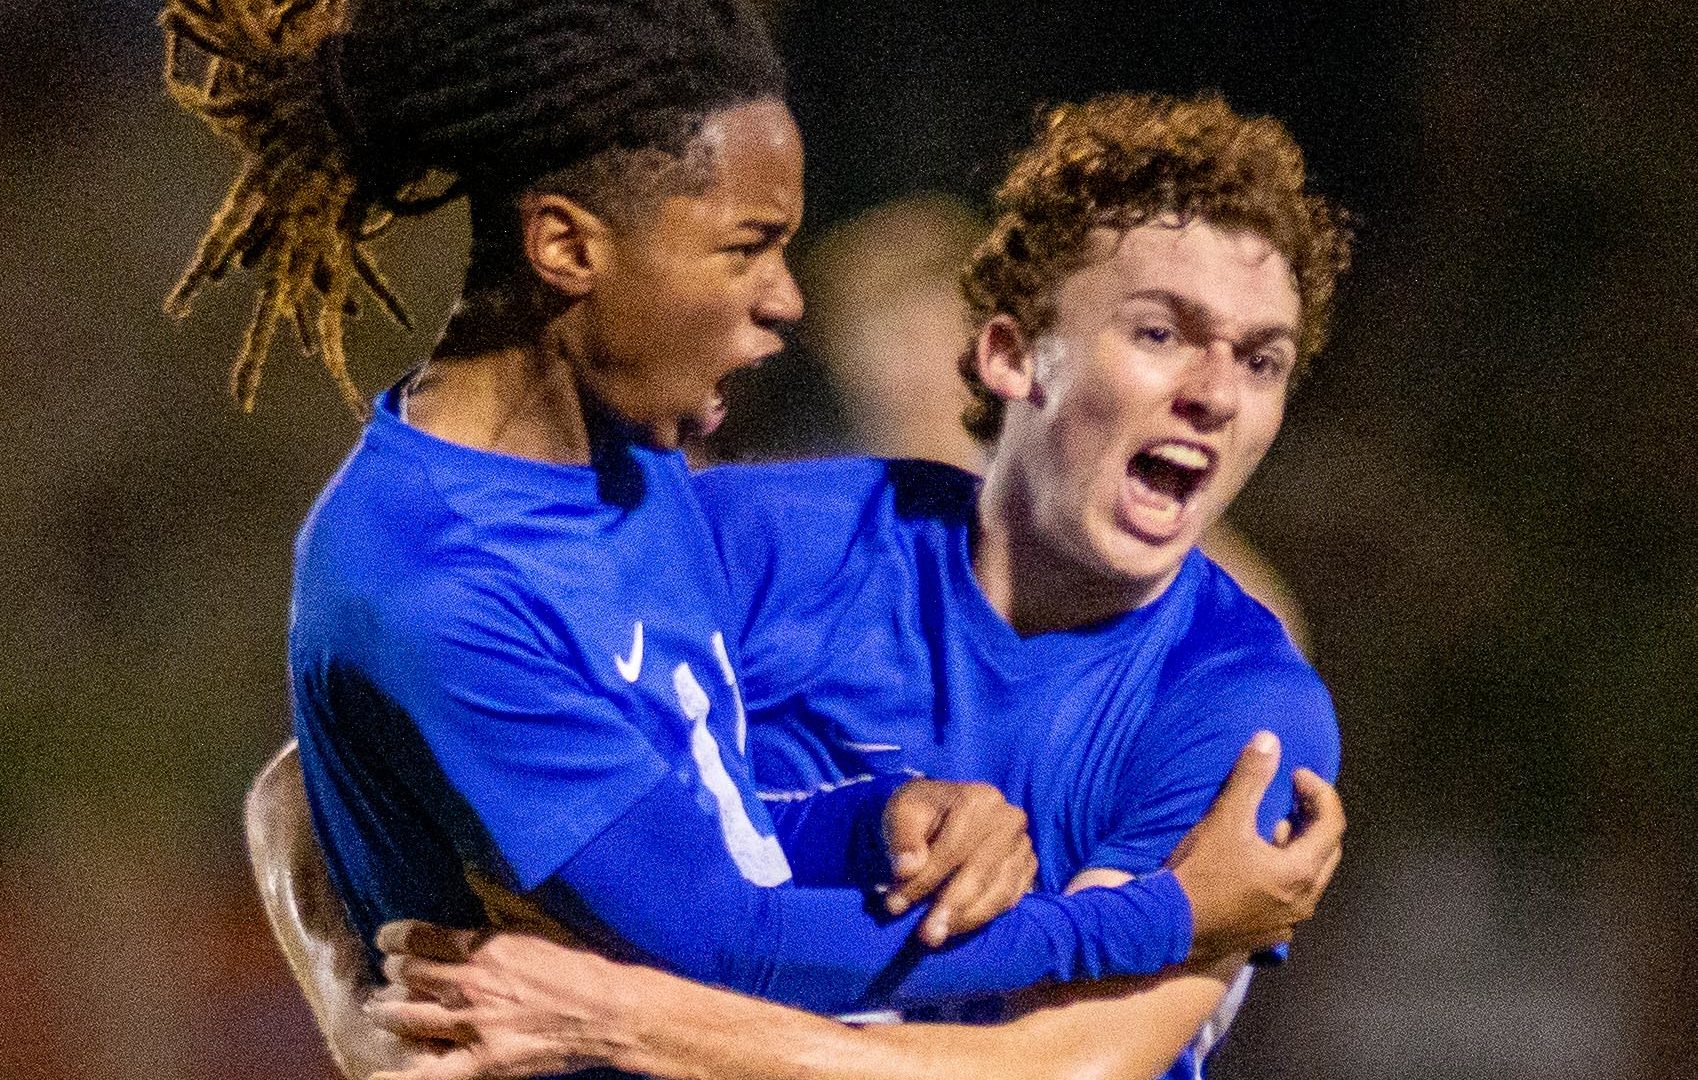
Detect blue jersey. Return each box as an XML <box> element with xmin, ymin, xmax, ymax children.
<box><xmin>291</xmin><ymin>391</ymin><xmax>1197</xmax><ymax>1019</ymax></box>
<box><xmin>697</xmin><ymin>457</ymin><xmax>1342</xmax><ymax>1076</ymax></box>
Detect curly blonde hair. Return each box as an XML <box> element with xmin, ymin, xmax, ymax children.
<box><xmin>959</xmin><ymin>92</ymin><xmax>1354</xmax><ymax>444</ymax></box>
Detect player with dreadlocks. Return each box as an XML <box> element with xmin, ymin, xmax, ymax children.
<box><xmin>164</xmin><ymin>0</ymin><xmax>1329</xmax><ymax>1057</ymax></box>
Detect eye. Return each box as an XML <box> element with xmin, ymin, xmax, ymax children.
<box><xmin>1135</xmin><ymin>323</ymin><xmax>1176</xmax><ymax>346</ymax></box>
<box><xmin>725</xmin><ymin>224</ymin><xmax>792</xmax><ymax>264</ymax></box>
<box><xmin>1242</xmin><ymin>350</ymin><xmax>1292</xmax><ymax>382</ymax></box>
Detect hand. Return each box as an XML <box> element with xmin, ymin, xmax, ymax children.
<box><xmin>881</xmin><ymin>778</ymin><xmax>1039</xmax><ymax>947</ymax></box>
<box><xmin>366</xmin><ymin>921</ymin><xmax>623</xmax><ymax>1080</ymax></box>
<box><xmin>1165</xmin><ymin>732</ymin><xmax>1345</xmax><ymax>960</ymax></box>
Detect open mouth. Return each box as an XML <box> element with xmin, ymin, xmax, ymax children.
<box><xmin>1123</xmin><ymin>441</ymin><xmax>1214</xmax><ymax>537</ymax></box>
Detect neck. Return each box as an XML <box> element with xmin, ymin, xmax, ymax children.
<box><xmin>972</xmin><ymin>458</ymin><xmax>1177</xmax><ymax>637</ymax></box>
<box><xmin>406</xmin><ymin>308</ymin><xmax>594</xmax><ymax>465</ymax></box>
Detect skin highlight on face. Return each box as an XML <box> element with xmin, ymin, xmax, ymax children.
<box><xmin>975</xmin><ymin>217</ymin><xmax>1301</xmax><ymax>635</ymax></box>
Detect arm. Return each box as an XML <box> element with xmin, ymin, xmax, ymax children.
<box><xmin>766</xmin><ymin>775</ymin><xmax>1041</xmax><ymax>946</ymax></box>
<box><xmin>1086</xmin><ymin>658</ymin><xmax>1344</xmax><ymax>966</ymax></box>
<box><xmin>534</xmin><ymin>704</ymin><xmax>1335</xmax><ymax>1013</ymax></box>
<box><xmin>362</xmin><ymin>577</ymin><xmax>1208</xmax><ymax>1012</ymax></box>
<box><xmin>262</xmin><ymin>733</ymin><xmax>1340</xmax><ymax>1076</ymax></box>
<box><xmin>245</xmin><ymin>743</ymin><xmax>405</xmax><ymax>1080</ymax></box>
<box><xmin>364</xmin><ymin>740</ymin><xmax>1343</xmax><ymax>1080</ymax></box>
<box><xmin>455</xmin><ymin>765</ymin><xmax>1200</xmax><ymax>1012</ymax></box>
<box><xmin>368</xmin><ymin>923</ymin><xmax>1243</xmax><ymax>1080</ymax></box>
<box><xmin>249</xmin><ymin>747</ymin><xmax>1209</xmax><ymax>1080</ymax></box>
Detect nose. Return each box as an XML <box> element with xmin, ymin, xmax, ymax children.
<box><xmin>1173</xmin><ymin>339</ymin><xmax>1238</xmax><ymax>430</ymax></box>
<box><xmin>755</xmin><ymin>260</ymin><xmax>804</xmax><ymax>329</ymax></box>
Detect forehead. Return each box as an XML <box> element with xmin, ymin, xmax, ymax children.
<box><xmin>690</xmin><ymin>98</ymin><xmax>804</xmax><ymax>218</ymax></box>
<box><xmin>1062</xmin><ymin>219</ymin><xmax>1300</xmax><ymax>332</ymax></box>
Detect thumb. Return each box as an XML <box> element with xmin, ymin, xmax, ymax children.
<box><xmin>883</xmin><ymin>785</ymin><xmax>943</xmax><ymax>880</ymax></box>
<box><xmin>1212</xmin><ymin>731</ymin><xmax>1281</xmax><ymax>828</ymax></box>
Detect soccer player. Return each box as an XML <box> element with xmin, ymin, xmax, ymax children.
<box><xmin>260</xmin><ymin>91</ymin><xmax>1352</xmax><ymax>1080</ymax></box>
<box><xmin>167</xmin><ymin>0</ymin><xmax>1335</xmax><ymax>1050</ymax></box>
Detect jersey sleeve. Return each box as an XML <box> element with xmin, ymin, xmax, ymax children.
<box><xmin>378</xmin><ymin>554</ymin><xmax>1193</xmax><ymax>1013</ymax></box>
<box><xmin>548</xmin><ymin>770</ymin><xmax>1195</xmax><ymax>1014</ymax></box>
<box><xmin>1085</xmin><ymin>655</ymin><xmax>1341</xmax><ymax>877</ymax></box>
<box><xmin>372</xmin><ymin>560</ymin><xmax>674</xmax><ymax>891</ymax></box>
<box><xmin>764</xmin><ymin>775</ymin><xmax>908</xmax><ymax>887</ymax></box>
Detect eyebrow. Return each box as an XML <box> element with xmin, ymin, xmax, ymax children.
<box><xmin>733</xmin><ymin>217</ymin><xmax>797</xmax><ymax>241</ymax></box>
<box><xmin>1122</xmin><ymin>288</ymin><xmax>1297</xmax><ymax>347</ymax></box>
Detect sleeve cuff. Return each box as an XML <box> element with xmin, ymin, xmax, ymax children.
<box><xmin>1126</xmin><ymin>867</ymin><xmax>1194</xmax><ymax>970</ymax></box>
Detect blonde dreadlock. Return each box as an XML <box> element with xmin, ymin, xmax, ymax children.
<box><xmin>162</xmin><ymin>0</ymin><xmax>410</xmax><ymax>416</ymax></box>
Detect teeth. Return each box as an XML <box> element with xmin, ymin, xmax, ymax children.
<box><xmin>1147</xmin><ymin>442</ymin><xmax>1210</xmax><ymax>470</ymax></box>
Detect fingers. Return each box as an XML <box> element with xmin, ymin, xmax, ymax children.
<box><xmin>886</xmin><ymin>813</ymin><xmax>964</xmax><ymax>917</ymax></box>
<box><xmin>888</xmin><ymin>790</ymin><xmax>1017</xmax><ymax>919</ymax></box>
<box><xmin>1211</xmin><ymin>732</ymin><xmax>1282</xmax><ymax>829</ymax></box>
<box><xmin>383</xmin><ymin>953</ymin><xmax>471</xmax><ymax>1007</ymax></box>
<box><xmin>371</xmin><ymin>1047</ymin><xmax>481</xmax><ymax>1080</ymax></box>
<box><xmin>932</xmin><ymin>846</ymin><xmax>1037</xmax><ymax>943</ymax></box>
<box><xmin>367</xmin><ymin>998</ymin><xmax>477</xmax><ymax>1044</ymax></box>
<box><xmin>1308</xmin><ymin>835</ymin><xmax>1344</xmax><ymax>901</ymax></box>
<box><xmin>1272</xmin><ymin>818</ymin><xmax>1293</xmax><ymax>846</ymax></box>
<box><xmin>1285</xmin><ymin>768</ymin><xmax>1346</xmax><ymax>857</ymax></box>
<box><xmin>882</xmin><ymin>784</ymin><xmax>945</xmax><ymax>912</ymax></box>
<box><xmin>377</xmin><ymin>920</ymin><xmax>482</xmax><ymax>964</ymax></box>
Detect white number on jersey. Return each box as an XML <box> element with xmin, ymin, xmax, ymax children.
<box><xmin>673</xmin><ymin>661</ymin><xmax>792</xmax><ymax>887</ymax></box>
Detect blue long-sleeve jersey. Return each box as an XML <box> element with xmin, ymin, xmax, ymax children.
<box><xmin>695</xmin><ymin>457</ymin><xmax>1341</xmax><ymax>1080</ymax></box>
<box><xmin>291</xmin><ymin>390</ymin><xmax>1195</xmax><ymax>1019</ymax></box>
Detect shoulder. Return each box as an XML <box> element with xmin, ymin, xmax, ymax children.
<box><xmin>695</xmin><ymin>456</ymin><xmax>975</xmax><ymax>525</ymax></box>
<box><xmin>1153</xmin><ymin>557</ymin><xmax>1340</xmax><ymax>781</ymax></box>
<box><xmin>694</xmin><ymin>456</ymin><xmax>976</xmax><ymax>570</ymax></box>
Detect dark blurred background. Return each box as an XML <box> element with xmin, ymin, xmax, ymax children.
<box><xmin>2</xmin><ymin>1</ymin><xmax>1694</xmax><ymax>1077</ymax></box>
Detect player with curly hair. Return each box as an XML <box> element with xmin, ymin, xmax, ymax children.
<box><xmin>250</xmin><ymin>90</ymin><xmax>1352</xmax><ymax>1080</ymax></box>
<box><xmin>164</xmin><ymin>0</ymin><xmax>1339</xmax><ymax>1066</ymax></box>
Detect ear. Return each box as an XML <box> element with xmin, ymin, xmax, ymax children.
<box><xmin>974</xmin><ymin>314</ymin><xmax>1044</xmax><ymax>407</ymax></box>
<box><xmin>519</xmin><ymin>192</ymin><xmax>612</xmax><ymax>301</ymax></box>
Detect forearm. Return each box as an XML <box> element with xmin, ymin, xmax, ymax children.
<box><xmin>247</xmin><ymin>743</ymin><xmax>403</xmax><ymax>1080</ymax></box>
<box><xmin>591</xmin><ymin>954</ymin><xmax>1234</xmax><ymax>1080</ymax></box>
<box><xmin>597</xmin><ymin>957</ymin><xmax>1014</xmax><ymax>1080</ymax></box>
<box><xmin>764</xmin><ymin>775</ymin><xmax>905</xmax><ymax>887</ymax></box>
<box><xmin>556</xmin><ymin>776</ymin><xmax>1191</xmax><ymax>1012</ymax></box>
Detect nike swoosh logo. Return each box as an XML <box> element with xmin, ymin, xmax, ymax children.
<box><xmin>615</xmin><ymin>621</ymin><xmax>644</xmax><ymax>682</ymax></box>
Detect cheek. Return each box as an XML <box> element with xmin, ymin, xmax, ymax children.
<box><xmin>1047</xmin><ymin>351</ymin><xmax>1159</xmax><ymax>460</ymax></box>
<box><xmin>1238</xmin><ymin>398</ymin><xmax>1286</xmax><ymax>465</ymax></box>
